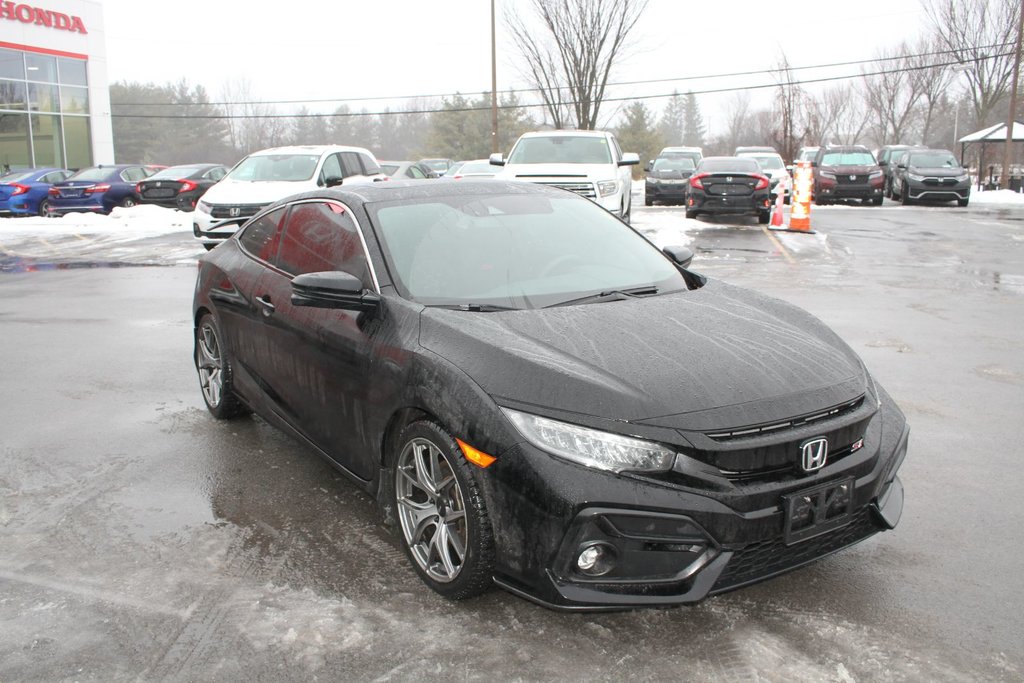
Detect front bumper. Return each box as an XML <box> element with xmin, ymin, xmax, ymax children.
<box><xmin>483</xmin><ymin>389</ymin><xmax>908</xmax><ymax>610</ymax></box>
<box><xmin>905</xmin><ymin>180</ymin><xmax>970</xmax><ymax>202</ymax></box>
<box><xmin>817</xmin><ymin>181</ymin><xmax>883</xmax><ymax>201</ymax></box>
<box><xmin>646</xmin><ymin>181</ymin><xmax>688</xmax><ymax>203</ymax></box>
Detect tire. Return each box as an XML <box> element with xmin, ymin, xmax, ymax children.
<box><xmin>195</xmin><ymin>313</ymin><xmax>250</xmax><ymax>419</ymax></box>
<box><xmin>901</xmin><ymin>189</ymin><xmax>913</xmax><ymax>206</ymax></box>
<box><xmin>121</xmin><ymin>196</ymin><xmax>138</xmax><ymax>208</ymax></box>
<box><xmin>872</xmin><ymin>196</ymin><xmax>883</xmax><ymax>206</ymax></box>
<box><xmin>621</xmin><ymin>199</ymin><xmax>631</xmax><ymax>224</ymax></box>
<box><xmin>203</xmin><ymin>243</ymin><xmax>217</xmax><ymax>251</ymax></box>
<box><xmin>685</xmin><ymin>209</ymin><xmax>698</xmax><ymax>219</ymax></box>
<box><xmin>884</xmin><ymin>180</ymin><xmax>892</xmax><ymax>199</ymax></box>
<box><xmin>958</xmin><ymin>197</ymin><xmax>969</xmax><ymax>207</ymax></box>
<box><xmin>391</xmin><ymin>420</ymin><xmax>495</xmax><ymax>600</ymax></box>
<box><xmin>758</xmin><ymin>210</ymin><xmax>771</xmax><ymax>224</ymax></box>
<box><xmin>37</xmin><ymin>199</ymin><xmax>51</xmax><ymax>216</ymax></box>
<box><xmin>644</xmin><ymin>196</ymin><xmax>653</xmax><ymax>207</ymax></box>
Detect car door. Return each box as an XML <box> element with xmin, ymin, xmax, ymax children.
<box><xmin>249</xmin><ymin>198</ymin><xmax>384</xmax><ymax>479</ymax></box>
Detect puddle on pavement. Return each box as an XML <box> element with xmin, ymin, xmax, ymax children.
<box><xmin>962</xmin><ymin>269</ymin><xmax>1024</xmax><ymax>294</ymax></box>
<box><xmin>0</xmin><ymin>254</ymin><xmax>171</xmax><ymax>273</ymax></box>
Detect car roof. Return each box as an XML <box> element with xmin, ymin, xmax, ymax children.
<box><xmin>519</xmin><ymin>130</ymin><xmax>612</xmax><ymax>138</ymax></box>
<box><xmin>248</xmin><ymin>145</ymin><xmax>372</xmax><ymax>157</ymax></box>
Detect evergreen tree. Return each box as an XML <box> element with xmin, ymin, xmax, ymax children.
<box><xmin>659</xmin><ymin>91</ymin><xmax>685</xmax><ymax>146</ymax></box>
<box><xmin>682</xmin><ymin>91</ymin><xmax>706</xmax><ymax>147</ymax></box>
<box><xmin>290</xmin><ymin>106</ymin><xmax>332</xmax><ymax>146</ymax></box>
<box><xmin>615</xmin><ymin>101</ymin><xmax>665</xmax><ymax>179</ymax></box>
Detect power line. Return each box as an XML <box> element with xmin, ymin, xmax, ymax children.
<box><xmin>111</xmin><ymin>41</ymin><xmax>1013</xmax><ymax>109</ymax></box>
<box><xmin>110</xmin><ymin>51</ymin><xmax>1011</xmax><ymax>121</ymax></box>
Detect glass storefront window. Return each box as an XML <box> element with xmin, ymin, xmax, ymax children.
<box><xmin>29</xmin><ymin>83</ymin><xmax>59</xmax><ymax>113</ymax></box>
<box><xmin>60</xmin><ymin>86</ymin><xmax>89</xmax><ymax>114</ymax></box>
<box><xmin>0</xmin><ymin>112</ymin><xmax>31</xmax><ymax>171</ymax></box>
<box><xmin>31</xmin><ymin>114</ymin><xmax>65</xmax><ymax>168</ymax></box>
<box><xmin>0</xmin><ymin>80</ymin><xmax>27</xmax><ymax>111</ymax></box>
<box><xmin>0</xmin><ymin>48</ymin><xmax>24</xmax><ymax>80</ymax></box>
<box><xmin>62</xmin><ymin>116</ymin><xmax>91</xmax><ymax>170</ymax></box>
<box><xmin>25</xmin><ymin>53</ymin><xmax>58</xmax><ymax>84</ymax></box>
<box><xmin>58</xmin><ymin>57</ymin><xmax>88</xmax><ymax>86</ymax></box>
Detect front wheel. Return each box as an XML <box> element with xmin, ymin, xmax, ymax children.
<box><xmin>621</xmin><ymin>199</ymin><xmax>631</xmax><ymax>224</ymax></box>
<box><xmin>958</xmin><ymin>197</ymin><xmax>969</xmax><ymax>207</ymax></box>
<box><xmin>392</xmin><ymin>420</ymin><xmax>495</xmax><ymax>600</ymax></box>
<box><xmin>872</xmin><ymin>196</ymin><xmax>883</xmax><ymax>206</ymax></box>
<box><xmin>901</xmin><ymin>189</ymin><xmax>913</xmax><ymax>206</ymax></box>
<box><xmin>195</xmin><ymin>314</ymin><xmax>250</xmax><ymax>419</ymax></box>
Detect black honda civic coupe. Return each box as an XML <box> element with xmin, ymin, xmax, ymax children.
<box><xmin>193</xmin><ymin>180</ymin><xmax>908</xmax><ymax>610</ymax></box>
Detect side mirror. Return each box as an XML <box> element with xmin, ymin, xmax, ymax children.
<box><xmin>619</xmin><ymin>152</ymin><xmax>640</xmax><ymax>166</ymax></box>
<box><xmin>896</xmin><ymin>163</ymin><xmax>906</xmax><ymax>170</ymax></box>
<box><xmin>645</xmin><ymin>161</ymin><xmax>653</xmax><ymax>172</ymax></box>
<box><xmin>662</xmin><ymin>245</ymin><xmax>694</xmax><ymax>269</ymax></box>
<box><xmin>489</xmin><ymin>152</ymin><xmax>505</xmax><ymax>167</ymax></box>
<box><xmin>291</xmin><ymin>271</ymin><xmax>381</xmax><ymax>314</ymax></box>
<box><xmin>324</xmin><ymin>176</ymin><xmax>344</xmax><ymax>188</ymax></box>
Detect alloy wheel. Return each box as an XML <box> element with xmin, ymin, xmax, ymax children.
<box><xmin>395</xmin><ymin>437</ymin><xmax>468</xmax><ymax>583</ymax></box>
<box><xmin>196</xmin><ymin>320</ymin><xmax>224</xmax><ymax>408</ymax></box>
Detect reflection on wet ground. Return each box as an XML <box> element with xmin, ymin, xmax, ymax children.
<box><xmin>0</xmin><ymin>231</ymin><xmax>204</xmax><ymax>273</ymax></box>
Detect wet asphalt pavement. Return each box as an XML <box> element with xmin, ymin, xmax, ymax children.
<box><xmin>1</xmin><ymin>198</ymin><xmax>1022</xmax><ymax>681</ymax></box>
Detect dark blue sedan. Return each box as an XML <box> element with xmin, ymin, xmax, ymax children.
<box><xmin>0</xmin><ymin>168</ymin><xmax>72</xmax><ymax>216</ymax></box>
<box><xmin>48</xmin><ymin>164</ymin><xmax>155</xmax><ymax>216</ymax></box>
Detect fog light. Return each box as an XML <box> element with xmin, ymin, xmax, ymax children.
<box><xmin>576</xmin><ymin>543</ymin><xmax>616</xmax><ymax>576</ymax></box>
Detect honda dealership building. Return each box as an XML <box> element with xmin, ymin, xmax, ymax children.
<box><xmin>0</xmin><ymin>0</ymin><xmax>112</xmax><ymax>171</ymax></box>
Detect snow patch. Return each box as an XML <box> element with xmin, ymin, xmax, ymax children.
<box><xmin>1</xmin><ymin>205</ymin><xmax>192</xmax><ymax>238</ymax></box>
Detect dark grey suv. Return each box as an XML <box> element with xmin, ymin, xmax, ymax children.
<box><xmin>890</xmin><ymin>149</ymin><xmax>970</xmax><ymax>207</ymax></box>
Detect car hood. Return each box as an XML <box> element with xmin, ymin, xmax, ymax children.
<box><xmin>649</xmin><ymin>170</ymin><xmax>693</xmax><ymax>179</ymax></box>
<box><xmin>909</xmin><ymin>166</ymin><xmax>966</xmax><ymax>177</ymax></box>
<box><xmin>820</xmin><ymin>165</ymin><xmax>878</xmax><ymax>174</ymax></box>
<box><xmin>497</xmin><ymin>163</ymin><xmax>620</xmax><ymax>181</ymax></box>
<box><xmin>200</xmin><ymin>178</ymin><xmax>315</xmax><ymax>204</ymax></box>
<box><xmin>419</xmin><ymin>280</ymin><xmax>867</xmax><ymax>431</ymax></box>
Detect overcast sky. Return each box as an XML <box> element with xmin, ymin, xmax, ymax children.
<box><xmin>99</xmin><ymin>0</ymin><xmax>932</xmax><ymax>132</ymax></box>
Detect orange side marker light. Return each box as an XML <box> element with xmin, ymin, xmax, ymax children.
<box><xmin>456</xmin><ymin>438</ymin><xmax>496</xmax><ymax>468</ymax></box>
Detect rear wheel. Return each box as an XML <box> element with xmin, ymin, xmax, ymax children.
<box><xmin>121</xmin><ymin>196</ymin><xmax>138</xmax><ymax>208</ymax></box>
<box><xmin>195</xmin><ymin>314</ymin><xmax>250</xmax><ymax>419</ymax></box>
<box><xmin>758</xmin><ymin>210</ymin><xmax>771</xmax><ymax>224</ymax></box>
<box><xmin>37</xmin><ymin>199</ymin><xmax>51</xmax><ymax>216</ymax></box>
<box><xmin>644</xmin><ymin>196</ymin><xmax>653</xmax><ymax>207</ymax></box>
<box><xmin>392</xmin><ymin>420</ymin><xmax>495</xmax><ymax>600</ymax></box>
<box><xmin>685</xmin><ymin>209</ymin><xmax>698</xmax><ymax>219</ymax></box>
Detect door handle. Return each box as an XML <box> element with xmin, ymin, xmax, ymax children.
<box><xmin>256</xmin><ymin>295</ymin><xmax>275</xmax><ymax>316</ymax></box>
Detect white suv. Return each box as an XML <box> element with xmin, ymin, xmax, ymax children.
<box><xmin>193</xmin><ymin>145</ymin><xmax>385</xmax><ymax>249</ymax></box>
<box><xmin>490</xmin><ymin>130</ymin><xmax>639</xmax><ymax>222</ymax></box>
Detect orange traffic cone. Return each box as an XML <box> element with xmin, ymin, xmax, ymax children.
<box><xmin>770</xmin><ymin>187</ymin><xmax>785</xmax><ymax>228</ymax></box>
<box><xmin>786</xmin><ymin>162</ymin><xmax>815</xmax><ymax>233</ymax></box>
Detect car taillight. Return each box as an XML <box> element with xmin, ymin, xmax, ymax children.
<box><xmin>8</xmin><ymin>183</ymin><xmax>29</xmax><ymax>196</ymax></box>
<box><xmin>84</xmin><ymin>183</ymin><xmax>111</xmax><ymax>195</ymax></box>
<box><xmin>754</xmin><ymin>175</ymin><xmax>770</xmax><ymax>190</ymax></box>
<box><xmin>689</xmin><ymin>173</ymin><xmax>708</xmax><ymax>189</ymax></box>
<box><xmin>48</xmin><ymin>187</ymin><xmax>59</xmax><ymax>196</ymax></box>
<box><xmin>135</xmin><ymin>182</ymin><xmax>142</xmax><ymax>194</ymax></box>
<box><xmin>178</xmin><ymin>180</ymin><xmax>197</xmax><ymax>193</ymax></box>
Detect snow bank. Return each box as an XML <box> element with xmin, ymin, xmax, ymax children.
<box><xmin>970</xmin><ymin>189</ymin><xmax>1024</xmax><ymax>205</ymax></box>
<box><xmin>1</xmin><ymin>205</ymin><xmax>191</xmax><ymax>238</ymax></box>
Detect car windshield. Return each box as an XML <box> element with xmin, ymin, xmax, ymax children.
<box><xmin>698</xmin><ymin>158</ymin><xmax>760</xmax><ymax>173</ymax></box>
<box><xmin>0</xmin><ymin>170</ymin><xmax>34</xmax><ymax>182</ymax></box>
<box><xmin>909</xmin><ymin>152</ymin><xmax>959</xmax><ymax>168</ymax></box>
<box><xmin>423</xmin><ymin>160</ymin><xmax>449</xmax><ymax>171</ymax></box>
<box><xmin>68</xmin><ymin>167</ymin><xmax>114</xmax><ymax>182</ymax></box>
<box><xmin>797</xmin><ymin>149</ymin><xmax>819</xmax><ymax>160</ymax></box>
<box><xmin>227</xmin><ymin>154</ymin><xmax>319</xmax><ymax>182</ymax></box>
<box><xmin>746</xmin><ymin>155</ymin><xmax>784</xmax><ymax>170</ymax></box>
<box><xmin>457</xmin><ymin>161</ymin><xmax>495</xmax><ymax>175</ymax></box>
<box><xmin>150</xmin><ymin>166</ymin><xmax>202</xmax><ymax>179</ymax></box>
<box><xmin>652</xmin><ymin>157</ymin><xmax>695</xmax><ymax>172</ymax></box>
<box><xmin>507</xmin><ymin>136</ymin><xmax>613</xmax><ymax>164</ymax></box>
<box><xmin>821</xmin><ymin>152</ymin><xmax>875</xmax><ymax>166</ymax></box>
<box><xmin>369</xmin><ymin>191</ymin><xmax>687</xmax><ymax>309</ymax></box>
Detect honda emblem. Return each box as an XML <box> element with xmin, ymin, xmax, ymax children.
<box><xmin>800</xmin><ymin>437</ymin><xmax>829</xmax><ymax>472</ymax></box>
<box><xmin>849</xmin><ymin>175</ymin><xmax>856</xmax><ymax>181</ymax></box>
<box><xmin>229</xmin><ymin>207</ymin><xmax>241</xmax><ymax>217</ymax></box>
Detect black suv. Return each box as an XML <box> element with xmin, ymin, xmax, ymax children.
<box><xmin>890</xmin><ymin>148</ymin><xmax>970</xmax><ymax>207</ymax></box>
<box><xmin>645</xmin><ymin>156</ymin><xmax>697</xmax><ymax>205</ymax></box>
<box><xmin>876</xmin><ymin>145</ymin><xmax>912</xmax><ymax>198</ymax></box>
<box><xmin>812</xmin><ymin>146</ymin><xmax>884</xmax><ymax>205</ymax></box>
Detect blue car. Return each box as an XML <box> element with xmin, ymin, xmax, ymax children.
<box><xmin>48</xmin><ymin>164</ymin><xmax>155</xmax><ymax>216</ymax></box>
<box><xmin>0</xmin><ymin>167</ymin><xmax>72</xmax><ymax>216</ymax></box>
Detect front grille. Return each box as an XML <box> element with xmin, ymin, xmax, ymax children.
<box><xmin>836</xmin><ymin>174</ymin><xmax>868</xmax><ymax>184</ymax></box>
<box><xmin>922</xmin><ymin>178</ymin><xmax>958</xmax><ymax>186</ymax></box>
<box><xmin>208</xmin><ymin>203</ymin><xmax>270</xmax><ymax>219</ymax></box>
<box><xmin>710</xmin><ymin>506</ymin><xmax>881</xmax><ymax>593</ymax></box>
<box><xmin>530</xmin><ymin>181</ymin><xmax>596</xmax><ymax>198</ymax></box>
<box><xmin>707</xmin><ymin>396</ymin><xmax>864</xmax><ymax>440</ymax></box>
<box><xmin>719</xmin><ymin>440</ymin><xmax>862</xmax><ymax>483</ymax></box>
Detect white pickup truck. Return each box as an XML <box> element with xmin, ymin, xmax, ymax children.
<box><xmin>490</xmin><ymin>130</ymin><xmax>639</xmax><ymax>223</ymax></box>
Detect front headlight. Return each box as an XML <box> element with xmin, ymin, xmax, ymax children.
<box><xmin>869</xmin><ymin>170</ymin><xmax>883</xmax><ymax>179</ymax></box>
<box><xmin>955</xmin><ymin>173</ymin><xmax>969</xmax><ymax>182</ymax></box>
<box><xmin>646</xmin><ymin>177</ymin><xmax>660</xmax><ymax>185</ymax></box>
<box><xmin>597</xmin><ymin>180</ymin><xmax>619</xmax><ymax>197</ymax></box>
<box><xmin>502</xmin><ymin>408</ymin><xmax>675</xmax><ymax>473</ymax></box>
<box><xmin>907</xmin><ymin>173</ymin><xmax>925</xmax><ymax>182</ymax></box>
<box><xmin>819</xmin><ymin>170</ymin><xmax>836</xmax><ymax>179</ymax></box>
<box><xmin>196</xmin><ymin>200</ymin><xmax>211</xmax><ymax>214</ymax></box>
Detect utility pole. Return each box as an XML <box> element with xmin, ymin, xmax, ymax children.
<box><xmin>1001</xmin><ymin>0</ymin><xmax>1023</xmax><ymax>190</ymax></box>
<box><xmin>491</xmin><ymin>0</ymin><xmax>499</xmax><ymax>154</ymax></box>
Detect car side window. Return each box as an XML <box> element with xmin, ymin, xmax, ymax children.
<box><xmin>321</xmin><ymin>154</ymin><xmax>343</xmax><ymax>184</ymax></box>
<box><xmin>610</xmin><ymin>136</ymin><xmax>623</xmax><ymax>162</ymax></box>
<box><xmin>408</xmin><ymin>165</ymin><xmax>426</xmax><ymax>179</ymax></box>
<box><xmin>340</xmin><ymin>152</ymin><xmax>363</xmax><ymax>178</ymax></box>
<box><xmin>276</xmin><ymin>201</ymin><xmax>371</xmax><ymax>286</ymax></box>
<box><xmin>360</xmin><ymin>153</ymin><xmax>382</xmax><ymax>175</ymax></box>
<box><xmin>238</xmin><ymin>207</ymin><xmax>287</xmax><ymax>263</ymax></box>
<box><xmin>206</xmin><ymin>167</ymin><xmax>226</xmax><ymax>180</ymax></box>
<box><xmin>123</xmin><ymin>167</ymin><xmax>147</xmax><ymax>182</ymax></box>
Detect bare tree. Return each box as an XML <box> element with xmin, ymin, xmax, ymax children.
<box><xmin>505</xmin><ymin>0</ymin><xmax>649</xmax><ymax>130</ymax></box>
<box><xmin>861</xmin><ymin>42</ymin><xmax>926</xmax><ymax>145</ymax></box>
<box><xmin>907</xmin><ymin>36</ymin><xmax>955</xmax><ymax>144</ymax></box>
<box><xmin>822</xmin><ymin>85</ymin><xmax>869</xmax><ymax>145</ymax></box>
<box><xmin>220</xmin><ymin>78</ymin><xmax>287</xmax><ymax>155</ymax></box>
<box><xmin>771</xmin><ymin>53</ymin><xmax>803</xmax><ymax>161</ymax></box>
<box><xmin>925</xmin><ymin>0</ymin><xmax>1021</xmax><ymax>128</ymax></box>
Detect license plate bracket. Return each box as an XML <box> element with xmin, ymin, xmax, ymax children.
<box><xmin>782</xmin><ymin>477</ymin><xmax>854</xmax><ymax>545</ymax></box>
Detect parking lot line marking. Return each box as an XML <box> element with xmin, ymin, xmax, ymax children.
<box><xmin>761</xmin><ymin>225</ymin><xmax>796</xmax><ymax>264</ymax></box>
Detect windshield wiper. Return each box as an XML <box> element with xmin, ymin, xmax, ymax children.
<box><xmin>427</xmin><ymin>303</ymin><xmax>519</xmax><ymax>312</ymax></box>
<box><xmin>545</xmin><ymin>285</ymin><xmax>659</xmax><ymax>308</ymax></box>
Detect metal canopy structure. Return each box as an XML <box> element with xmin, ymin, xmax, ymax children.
<box><xmin>958</xmin><ymin>122</ymin><xmax>1024</xmax><ymax>189</ymax></box>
